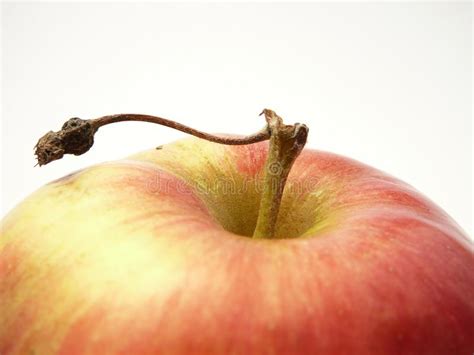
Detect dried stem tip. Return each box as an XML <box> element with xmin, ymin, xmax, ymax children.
<box><xmin>34</xmin><ymin>118</ymin><xmax>97</xmax><ymax>166</ymax></box>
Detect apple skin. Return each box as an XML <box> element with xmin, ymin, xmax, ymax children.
<box><xmin>1</xmin><ymin>137</ymin><xmax>473</xmax><ymax>355</ymax></box>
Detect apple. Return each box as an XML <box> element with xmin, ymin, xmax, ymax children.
<box><xmin>1</xmin><ymin>134</ymin><xmax>473</xmax><ymax>355</ymax></box>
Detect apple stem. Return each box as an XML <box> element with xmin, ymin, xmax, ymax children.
<box><xmin>34</xmin><ymin>113</ymin><xmax>271</xmax><ymax>166</ymax></box>
<box><xmin>34</xmin><ymin>109</ymin><xmax>308</xmax><ymax>239</ymax></box>
<box><xmin>92</xmin><ymin>114</ymin><xmax>272</xmax><ymax>145</ymax></box>
<box><xmin>252</xmin><ymin>110</ymin><xmax>308</xmax><ymax>239</ymax></box>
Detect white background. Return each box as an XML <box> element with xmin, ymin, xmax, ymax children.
<box><xmin>1</xmin><ymin>2</ymin><xmax>472</xmax><ymax>236</ymax></box>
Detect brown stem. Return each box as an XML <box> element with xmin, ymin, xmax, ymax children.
<box><xmin>34</xmin><ymin>110</ymin><xmax>308</xmax><ymax>240</ymax></box>
<box><xmin>34</xmin><ymin>113</ymin><xmax>270</xmax><ymax>166</ymax></box>
<box><xmin>91</xmin><ymin>114</ymin><xmax>270</xmax><ymax>145</ymax></box>
<box><xmin>252</xmin><ymin>110</ymin><xmax>308</xmax><ymax>238</ymax></box>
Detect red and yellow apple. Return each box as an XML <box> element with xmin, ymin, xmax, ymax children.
<box><xmin>1</xmin><ymin>137</ymin><xmax>473</xmax><ymax>354</ymax></box>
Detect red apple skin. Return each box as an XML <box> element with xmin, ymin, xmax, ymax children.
<box><xmin>1</xmin><ymin>138</ymin><xmax>473</xmax><ymax>355</ymax></box>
